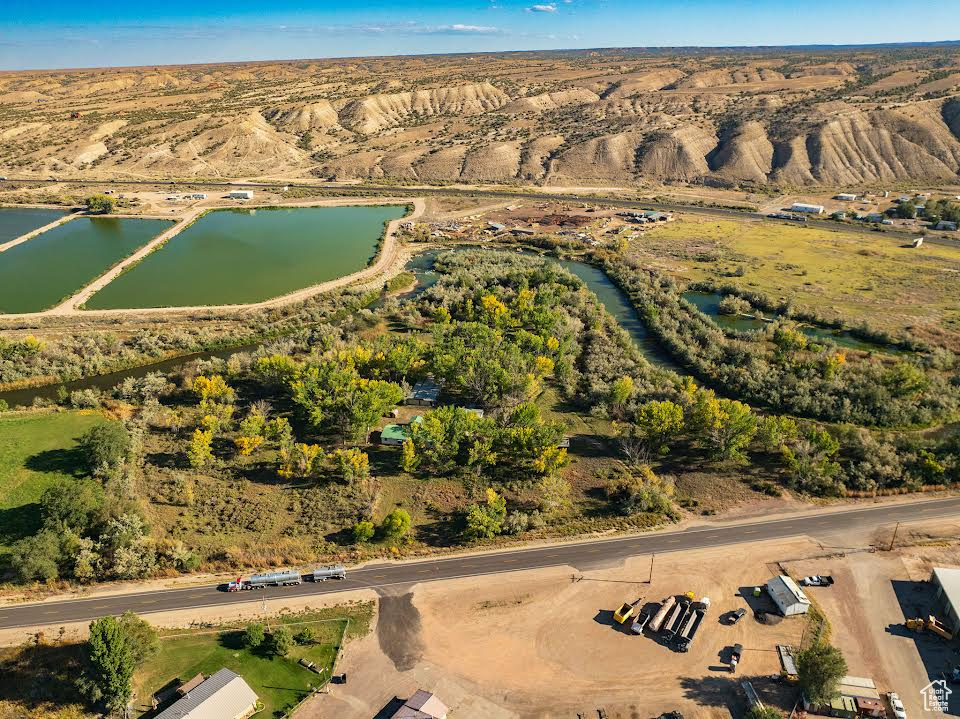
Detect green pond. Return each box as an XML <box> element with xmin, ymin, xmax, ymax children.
<box><xmin>682</xmin><ymin>290</ymin><xmax>904</xmax><ymax>354</ymax></box>
<box><xmin>0</xmin><ymin>217</ymin><xmax>172</xmax><ymax>314</ymax></box>
<box><xmin>0</xmin><ymin>207</ymin><xmax>68</xmax><ymax>244</ymax></box>
<box><xmin>86</xmin><ymin>205</ymin><xmax>408</xmax><ymax>309</ymax></box>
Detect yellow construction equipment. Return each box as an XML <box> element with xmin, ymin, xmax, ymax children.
<box><xmin>927</xmin><ymin>616</ymin><xmax>954</xmax><ymax>641</ymax></box>
<box><xmin>614</xmin><ymin>602</ymin><xmax>635</xmax><ymax>624</ymax></box>
<box><xmin>905</xmin><ymin>616</ymin><xmax>955</xmax><ymax>641</ymax></box>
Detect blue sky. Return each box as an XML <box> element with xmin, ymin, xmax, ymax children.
<box><xmin>2</xmin><ymin>0</ymin><xmax>959</xmax><ymax>71</ymax></box>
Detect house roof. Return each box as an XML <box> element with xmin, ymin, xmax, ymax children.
<box><xmin>407</xmin><ymin>690</ymin><xmax>448</xmax><ymax>717</ymax></box>
<box><xmin>154</xmin><ymin>669</ymin><xmax>258</xmax><ymax>719</ymax></box>
<box><xmin>381</xmin><ymin>424</ymin><xmax>410</xmax><ymax>442</ymax></box>
<box><xmin>409</xmin><ymin>378</ymin><xmax>441</xmax><ymax>402</ymax></box>
<box><xmin>766</xmin><ymin>575</ymin><xmax>810</xmax><ymax>607</ymax></box>
<box><xmin>390</xmin><ymin>690</ymin><xmax>447</xmax><ymax>719</ymax></box>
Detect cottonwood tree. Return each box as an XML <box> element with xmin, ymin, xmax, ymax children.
<box><xmin>797</xmin><ymin>643</ymin><xmax>847</xmax><ymax>706</ymax></box>
<box><xmin>83</xmin><ymin>613</ymin><xmax>157</xmax><ymax>714</ymax></box>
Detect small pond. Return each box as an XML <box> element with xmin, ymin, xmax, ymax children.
<box><xmin>682</xmin><ymin>290</ymin><xmax>904</xmax><ymax>354</ymax></box>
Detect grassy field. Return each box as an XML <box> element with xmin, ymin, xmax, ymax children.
<box><xmin>0</xmin><ymin>410</ymin><xmax>105</xmax><ymax>557</ymax></box>
<box><xmin>133</xmin><ymin>603</ymin><xmax>373</xmax><ymax>718</ymax></box>
<box><xmin>633</xmin><ymin>216</ymin><xmax>960</xmax><ymax>346</ymax></box>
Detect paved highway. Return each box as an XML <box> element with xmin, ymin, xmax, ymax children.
<box><xmin>2</xmin><ymin>176</ymin><xmax>939</xmax><ymax>247</ymax></box>
<box><xmin>1</xmin><ymin>496</ymin><xmax>958</xmax><ymax>629</ymax></box>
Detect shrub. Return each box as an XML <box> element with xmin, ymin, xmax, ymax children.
<box><xmin>352</xmin><ymin>520</ymin><xmax>376</xmax><ymax>543</ymax></box>
<box><xmin>271</xmin><ymin>625</ymin><xmax>293</xmax><ymax>656</ymax></box>
<box><xmin>381</xmin><ymin>509</ymin><xmax>411</xmax><ymax>540</ymax></box>
<box><xmin>244</xmin><ymin>622</ymin><xmax>265</xmax><ymax>649</ymax></box>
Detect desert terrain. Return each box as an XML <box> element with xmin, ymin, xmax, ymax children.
<box><xmin>297</xmin><ymin>520</ymin><xmax>959</xmax><ymax>719</ymax></box>
<box><xmin>2</xmin><ymin>45</ymin><xmax>960</xmax><ymax>188</ymax></box>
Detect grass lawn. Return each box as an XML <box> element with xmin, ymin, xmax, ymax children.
<box><xmin>133</xmin><ymin>604</ymin><xmax>373</xmax><ymax>718</ymax></box>
<box><xmin>634</xmin><ymin>216</ymin><xmax>960</xmax><ymax>343</ymax></box>
<box><xmin>0</xmin><ymin>410</ymin><xmax>105</xmax><ymax>557</ymax></box>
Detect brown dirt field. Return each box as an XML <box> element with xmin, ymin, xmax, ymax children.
<box><xmin>305</xmin><ymin>540</ymin><xmax>817</xmax><ymax>719</ymax></box>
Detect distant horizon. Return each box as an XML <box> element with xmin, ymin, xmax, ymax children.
<box><xmin>3</xmin><ymin>38</ymin><xmax>960</xmax><ymax>75</ymax></box>
<box><xmin>3</xmin><ymin>0</ymin><xmax>960</xmax><ymax>71</ymax></box>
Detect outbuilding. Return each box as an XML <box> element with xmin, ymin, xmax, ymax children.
<box><xmin>766</xmin><ymin>575</ymin><xmax>810</xmax><ymax>616</ymax></box>
<box><xmin>390</xmin><ymin>690</ymin><xmax>448</xmax><ymax>719</ymax></box>
<box><xmin>791</xmin><ymin>203</ymin><xmax>825</xmax><ymax>214</ymax></box>
<box><xmin>407</xmin><ymin>378</ymin><xmax>442</xmax><ymax>407</ymax></box>
<box><xmin>380</xmin><ymin>416</ymin><xmax>423</xmax><ymax>446</ymax></box>
<box><xmin>154</xmin><ymin>668</ymin><xmax>258</xmax><ymax>719</ymax></box>
<box><xmin>932</xmin><ymin>567</ymin><xmax>960</xmax><ymax>631</ymax></box>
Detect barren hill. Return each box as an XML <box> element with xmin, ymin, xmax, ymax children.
<box><xmin>2</xmin><ymin>46</ymin><xmax>960</xmax><ymax>188</ymax></box>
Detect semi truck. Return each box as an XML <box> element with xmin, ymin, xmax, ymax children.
<box><xmin>228</xmin><ymin>569</ymin><xmax>303</xmax><ymax>591</ymax></box>
<box><xmin>227</xmin><ymin>565</ymin><xmax>348</xmax><ymax>591</ymax></box>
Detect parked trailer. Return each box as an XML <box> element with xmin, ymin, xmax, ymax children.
<box><xmin>658</xmin><ymin>601</ymin><xmax>684</xmax><ymax>638</ymax></box>
<box><xmin>648</xmin><ymin>596</ymin><xmax>676</xmax><ymax>633</ymax></box>
<box><xmin>311</xmin><ymin>565</ymin><xmax>346</xmax><ymax>581</ymax></box>
<box><xmin>663</xmin><ymin>600</ymin><xmax>691</xmax><ymax>641</ymax></box>
<box><xmin>630</xmin><ymin>612</ymin><xmax>651</xmax><ymax>635</ymax></box>
<box><xmin>675</xmin><ymin>609</ymin><xmax>705</xmax><ymax>652</ymax></box>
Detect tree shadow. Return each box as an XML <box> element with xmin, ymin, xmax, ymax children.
<box><xmin>736</xmin><ymin>585</ymin><xmax>779</xmax><ymax>617</ymax></box>
<box><xmin>0</xmin><ymin>503</ymin><xmax>43</xmax><ymax>548</ymax></box>
<box><xmin>0</xmin><ymin>642</ymin><xmax>90</xmax><ymax>710</ymax></box>
<box><xmin>24</xmin><ymin>447</ymin><xmax>87</xmax><ymax>476</ymax></box>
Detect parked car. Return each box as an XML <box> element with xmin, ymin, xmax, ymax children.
<box><xmin>725</xmin><ymin>608</ymin><xmax>747</xmax><ymax>625</ymax></box>
<box><xmin>799</xmin><ymin>575</ymin><xmax>834</xmax><ymax>587</ymax></box>
<box><xmin>889</xmin><ymin>692</ymin><xmax>907</xmax><ymax>719</ymax></box>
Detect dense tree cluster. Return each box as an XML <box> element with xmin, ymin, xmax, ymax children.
<box><xmin>601</xmin><ymin>256</ymin><xmax>958</xmax><ymax>428</ymax></box>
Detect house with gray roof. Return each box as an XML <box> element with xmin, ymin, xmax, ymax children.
<box><xmin>389</xmin><ymin>689</ymin><xmax>448</xmax><ymax>719</ymax></box>
<box><xmin>154</xmin><ymin>668</ymin><xmax>258</xmax><ymax>719</ymax></box>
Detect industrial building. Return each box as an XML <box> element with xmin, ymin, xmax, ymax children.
<box><xmin>790</xmin><ymin>203</ymin><xmax>825</xmax><ymax>214</ymax></box>
<box><xmin>932</xmin><ymin>567</ymin><xmax>960</xmax><ymax>630</ymax></box>
<box><xmin>154</xmin><ymin>668</ymin><xmax>258</xmax><ymax>719</ymax></box>
<box><xmin>766</xmin><ymin>575</ymin><xmax>811</xmax><ymax>616</ymax></box>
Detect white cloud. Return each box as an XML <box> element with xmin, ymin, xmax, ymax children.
<box><xmin>527</xmin><ymin>3</ymin><xmax>557</xmax><ymax>12</ymax></box>
<box><xmin>438</xmin><ymin>24</ymin><xmax>503</xmax><ymax>34</ymax></box>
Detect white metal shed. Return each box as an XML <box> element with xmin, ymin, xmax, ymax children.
<box><xmin>767</xmin><ymin>575</ymin><xmax>811</xmax><ymax>616</ymax></box>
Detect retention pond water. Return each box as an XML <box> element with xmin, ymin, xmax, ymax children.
<box><xmin>0</xmin><ymin>217</ymin><xmax>172</xmax><ymax>314</ymax></box>
<box><xmin>85</xmin><ymin>205</ymin><xmax>408</xmax><ymax>309</ymax></box>
<box><xmin>0</xmin><ymin>207</ymin><xmax>68</xmax><ymax>244</ymax></box>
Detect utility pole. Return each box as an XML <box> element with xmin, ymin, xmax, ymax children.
<box><xmin>888</xmin><ymin>522</ymin><xmax>901</xmax><ymax>552</ymax></box>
